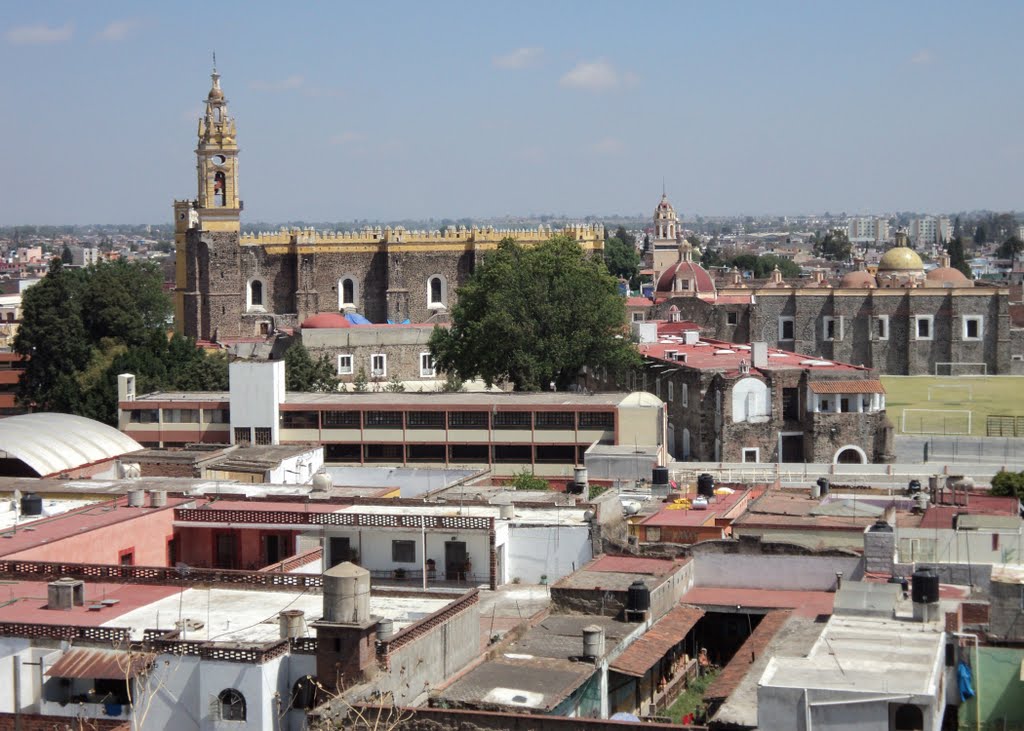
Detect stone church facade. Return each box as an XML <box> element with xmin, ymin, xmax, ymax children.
<box><xmin>174</xmin><ymin>70</ymin><xmax>604</xmax><ymax>342</ymax></box>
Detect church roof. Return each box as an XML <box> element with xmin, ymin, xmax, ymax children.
<box><xmin>656</xmin><ymin>261</ymin><xmax>715</xmax><ymax>294</ymax></box>
<box><xmin>925</xmin><ymin>266</ymin><xmax>971</xmax><ymax>285</ymax></box>
<box><xmin>300</xmin><ymin>312</ymin><xmax>351</xmax><ymax>329</ymax></box>
<box><xmin>839</xmin><ymin>270</ymin><xmax>877</xmax><ymax>288</ymax></box>
<box><xmin>878</xmin><ymin>247</ymin><xmax>924</xmax><ymax>272</ymax></box>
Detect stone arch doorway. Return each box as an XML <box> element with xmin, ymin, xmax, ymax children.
<box><xmin>834</xmin><ymin>445</ymin><xmax>867</xmax><ymax>464</ymax></box>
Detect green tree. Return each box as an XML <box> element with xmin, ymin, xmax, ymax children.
<box><xmin>81</xmin><ymin>260</ymin><xmax>171</xmax><ymax>346</ymax></box>
<box><xmin>813</xmin><ymin>230</ymin><xmax>852</xmax><ymax>261</ymax></box>
<box><xmin>947</xmin><ymin>236</ymin><xmax>972</xmax><ymax>278</ymax></box>
<box><xmin>990</xmin><ymin>470</ymin><xmax>1024</xmax><ymax>500</ymax></box>
<box><xmin>283</xmin><ymin>342</ymin><xmax>337</xmax><ymax>392</ymax></box>
<box><xmin>14</xmin><ymin>259</ymin><xmax>91</xmax><ymax>412</ymax></box>
<box><xmin>603</xmin><ymin>234</ymin><xmax>640</xmax><ymax>285</ymax></box>
<box><xmin>383</xmin><ymin>374</ymin><xmax>406</xmax><ymax>392</ymax></box>
<box><xmin>429</xmin><ymin>236</ymin><xmax>641</xmax><ymax>391</ymax></box>
<box><xmin>997</xmin><ymin>235</ymin><xmax>1024</xmax><ymax>260</ymax></box>
<box><xmin>508</xmin><ymin>469</ymin><xmax>549</xmax><ymax>491</ymax></box>
<box><xmin>973</xmin><ymin>225</ymin><xmax>987</xmax><ymax>246</ymax></box>
<box><xmin>352</xmin><ymin>366</ymin><xmax>369</xmax><ymax>393</ymax></box>
<box><xmin>701</xmin><ymin>241</ymin><xmax>723</xmax><ymax>269</ymax></box>
<box><xmin>61</xmin><ymin>245</ymin><xmax>73</xmax><ymax>265</ymax></box>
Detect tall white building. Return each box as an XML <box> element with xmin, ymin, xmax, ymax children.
<box><xmin>846</xmin><ymin>217</ymin><xmax>890</xmax><ymax>246</ymax></box>
<box><xmin>910</xmin><ymin>216</ymin><xmax>951</xmax><ymax>247</ymax></box>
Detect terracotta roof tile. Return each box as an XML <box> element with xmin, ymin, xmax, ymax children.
<box><xmin>609</xmin><ymin>604</ymin><xmax>704</xmax><ymax>677</ymax></box>
<box><xmin>808</xmin><ymin>379</ymin><xmax>885</xmax><ymax>394</ymax></box>
<box><xmin>704</xmin><ymin>610</ymin><xmax>792</xmax><ymax>701</ymax></box>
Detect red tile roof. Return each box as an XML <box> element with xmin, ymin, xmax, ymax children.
<box><xmin>639</xmin><ymin>337</ymin><xmax>867</xmax><ymax>375</ymax></box>
<box><xmin>704</xmin><ymin>609</ymin><xmax>792</xmax><ymax>701</ymax></box>
<box><xmin>587</xmin><ymin>555</ymin><xmax>684</xmax><ymax>576</ymax></box>
<box><xmin>46</xmin><ymin>648</ymin><xmax>156</xmax><ymax>680</ymax></box>
<box><xmin>626</xmin><ymin>297</ymin><xmax>654</xmax><ymax>308</ymax></box>
<box><xmin>656</xmin><ymin>261</ymin><xmax>716</xmax><ymax>295</ymax></box>
<box><xmin>609</xmin><ymin>604</ymin><xmax>705</xmax><ymax>677</ymax></box>
<box><xmin>0</xmin><ymin>580</ymin><xmax>178</xmax><ymax>626</ymax></box>
<box><xmin>681</xmin><ymin>587</ymin><xmax>835</xmax><ymax>619</ymax></box>
<box><xmin>809</xmin><ymin>379</ymin><xmax>885</xmax><ymax>394</ymax></box>
<box><xmin>640</xmin><ymin>489</ymin><xmax>750</xmax><ymax>527</ymax></box>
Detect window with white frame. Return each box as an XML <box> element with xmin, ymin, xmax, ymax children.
<box><xmin>427</xmin><ymin>275</ymin><xmax>447</xmax><ymax>308</ymax></box>
<box><xmin>247</xmin><ymin>278</ymin><xmax>265</xmax><ymax>311</ymax></box>
<box><xmin>962</xmin><ymin>315</ymin><xmax>983</xmax><ymax>340</ymax></box>
<box><xmin>667</xmin><ymin>381</ymin><xmax>674</xmax><ymax>402</ymax></box>
<box><xmin>631</xmin><ymin>311</ymin><xmax>646</xmax><ymax>322</ymax></box>
<box><xmin>823</xmin><ymin>316</ymin><xmax>843</xmax><ymax>341</ymax></box>
<box><xmin>419</xmin><ymin>352</ymin><xmax>435</xmax><ymax>377</ymax></box>
<box><xmin>681</xmin><ymin>383</ymin><xmax>688</xmax><ymax>407</ymax></box>
<box><xmin>337</xmin><ymin>354</ymin><xmax>353</xmax><ymax>375</ymax></box>
<box><xmin>742</xmin><ymin>448</ymin><xmax>759</xmax><ymax>463</ymax></box>
<box><xmin>778</xmin><ymin>316</ymin><xmax>795</xmax><ymax>341</ymax></box>
<box><xmin>915</xmin><ymin>315</ymin><xmax>933</xmax><ymax>340</ymax></box>
<box><xmin>370</xmin><ymin>354</ymin><xmax>387</xmax><ymax>378</ymax></box>
<box><xmin>874</xmin><ymin>315</ymin><xmax>889</xmax><ymax>341</ymax></box>
<box><xmin>338</xmin><ymin>276</ymin><xmax>358</xmax><ymax>309</ymax></box>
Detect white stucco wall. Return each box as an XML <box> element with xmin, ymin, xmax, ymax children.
<box><xmin>266</xmin><ymin>447</ymin><xmax>325</xmax><ymax>484</ymax></box>
<box><xmin>323</xmin><ymin>527</ymin><xmax>493</xmax><ymax>581</ymax></box>
<box><xmin>229</xmin><ymin>361</ymin><xmax>285</xmax><ymax>445</ymax></box>
<box><xmin>694</xmin><ymin>554</ymin><xmax>862</xmax><ymax>591</ymax></box>
<box><xmin>507</xmin><ymin>525</ymin><xmax>592</xmax><ymax>584</ymax></box>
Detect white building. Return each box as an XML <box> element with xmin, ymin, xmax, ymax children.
<box><xmin>846</xmin><ymin>217</ymin><xmax>890</xmax><ymax>246</ymax></box>
<box><xmin>910</xmin><ymin>216</ymin><xmax>952</xmax><ymax>248</ymax></box>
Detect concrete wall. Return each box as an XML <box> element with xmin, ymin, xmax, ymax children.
<box><xmin>899</xmin><ymin>528</ymin><xmax>1024</xmax><ymax>566</ymax></box>
<box><xmin>229</xmin><ymin>361</ymin><xmax>284</xmax><ymax>445</ymax></box>
<box><xmin>988</xmin><ymin>578</ymin><xmax>1024</xmax><ymax>642</ymax></box>
<box><xmin>266</xmin><ymin>447</ymin><xmax>324</xmax><ymax>484</ymax></box>
<box><xmin>507</xmin><ymin>525</ymin><xmax>592</xmax><ymax>585</ymax></box>
<box><xmin>323</xmin><ymin>528</ymin><xmax>493</xmax><ymax>582</ymax></box>
<box><xmin>381</xmin><ymin>597</ymin><xmax>481</xmax><ymax>706</ymax></box>
<box><xmin>694</xmin><ymin>554</ymin><xmax>862</xmax><ymax>591</ymax></box>
<box><xmin>958</xmin><ymin>647</ymin><xmax>1024</xmax><ymax>726</ymax></box>
<box><xmin>6</xmin><ymin>504</ymin><xmax>178</xmax><ymax>565</ymax></box>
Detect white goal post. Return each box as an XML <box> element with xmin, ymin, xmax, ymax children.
<box><xmin>900</xmin><ymin>408</ymin><xmax>972</xmax><ymax>435</ymax></box>
<box><xmin>927</xmin><ymin>384</ymin><xmax>973</xmax><ymax>402</ymax></box>
<box><xmin>934</xmin><ymin>362</ymin><xmax>987</xmax><ymax>376</ymax></box>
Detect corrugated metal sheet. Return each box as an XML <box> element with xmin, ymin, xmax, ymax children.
<box><xmin>609</xmin><ymin>605</ymin><xmax>704</xmax><ymax>677</ymax></box>
<box><xmin>45</xmin><ymin>648</ymin><xmax>155</xmax><ymax>680</ymax></box>
<box><xmin>808</xmin><ymin>379</ymin><xmax>885</xmax><ymax>394</ymax></box>
<box><xmin>0</xmin><ymin>412</ymin><xmax>142</xmax><ymax>477</ymax></box>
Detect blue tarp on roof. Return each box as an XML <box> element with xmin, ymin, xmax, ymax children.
<box><xmin>345</xmin><ymin>313</ymin><xmax>372</xmax><ymax>325</ymax></box>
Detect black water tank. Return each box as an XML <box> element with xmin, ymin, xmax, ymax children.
<box><xmin>697</xmin><ymin>473</ymin><xmax>715</xmax><ymax>498</ymax></box>
<box><xmin>627</xmin><ymin>579</ymin><xmax>651</xmax><ymax>613</ymax></box>
<box><xmin>652</xmin><ymin>466</ymin><xmax>669</xmax><ymax>486</ymax></box>
<box><xmin>20</xmin><ymin>492</ymin><xmax>42</xmax><ymax>516</ymax></box>
<box><xmin>868</xmin><ymin>519</ymin><xmax>893</xmax><ymax>533</ymax></box>
<box><xmin>908</xmin><ymin>479</ymin><xmax>922</xmax><ymax>494</ymax></box>
<box><xmin>816</xmin><ymin>477</ymin><xmax>830</xmax><ymax>496</ymax></box>
<box><xmin>911</xmin><ymin>569</ymin><xmax>940</xmax><ymax>605</ymax></box>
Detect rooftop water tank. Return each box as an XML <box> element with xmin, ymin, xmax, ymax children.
<box><xmin>652</xmin><ymin>466</ymin><xmax>670</xmax><ymax>487</ymax></box>
<box><xmin>816</xmin><ymin>477</ymin><xmax>830</xmax><ymax>496</ymax></box>
<box><xmin>582</xmin><ymin>625</ymin><xmax>605</xmax><ymax>660</ymax></box>
<box><xmin>911</xmin><ymin>569</ymin><xmax>940</xmax><ymax>605</ymax></box>
<box><xmin>697</xmin><ymin>473</ymin><xmax>715</xmax><ymax>498</ymax></box>
<box><xmin>868</xmin><ymin>519</ymin><xmax>893</xmax><ymax>533</ymax></box>
<box><xmin>311</xmin><ymin>469</ymin><xmax>333</xmax><ymax>492</ymax></box>
<box><xmin>20</xmin><ymin>492</ymin><xmax>42</xmax><ymax>517</ymax></box>
<box><xmin>627</xmin><ymin>579</ymin><xmax>651</xmax><ymax>613</ymax></box>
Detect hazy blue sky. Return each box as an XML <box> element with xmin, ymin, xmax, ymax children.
<box><xmin>1</xmin><ymin>1</ymin><xmax>1021</xmax><ymax>225</ymax></box>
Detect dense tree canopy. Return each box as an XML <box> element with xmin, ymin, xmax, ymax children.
<box><xmin>14</xmin><ymin>258</ymin><xmax>228</xmax><ymax>423</ymax></box>
<box><xmin>728</xmin><ymin>253</ymin><xmax>801</xmax><ymax>279</ymax></box>
<box><xmin>429</xmin><ymin>236</ymin><xmax>640</xmax><ymax>391</ymax></box>
<box><xmin>603</xmin><ymin>227</ymin><xmax>640</xmax><ymax>286</ymax></box>
<box><xmin>946</xmin><ymin>236</ymin><xmax>973</xmax><ymax>278</ymax></box>
<box><xmin>283</xmin><ymin>342</ymin><xmax>337</xmax><ymax>392</ymax></box>
<box><xmin>997</xmin><ymin>235</ymin><xmax>1024</xmax><ymax>260</ymax></box>
<box><xmin>813</xmin><ymin>230</ymin><xmax>853</xmax><ymax>262</ymax></box>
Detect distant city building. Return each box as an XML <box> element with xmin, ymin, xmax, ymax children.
<box><xmin>845</xmin><ymin>217</ymin><xmax>890</xmax><ymax>246</ymax></box>
<box><xmin>909</xmin><ymin>216</ymin><xmax>951</xmax><ymax>248</ymax></box>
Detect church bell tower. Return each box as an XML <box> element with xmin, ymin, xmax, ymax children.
<box><xmin>195</xmin><ymin>61</ymin><xmax>241</xmax><ymax>232</ymax></box>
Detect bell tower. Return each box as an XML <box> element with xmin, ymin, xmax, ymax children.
<box><xmin>195</xmin><ymin>60</ymin><xmax>241</xmax><ymax>232</ymax></box>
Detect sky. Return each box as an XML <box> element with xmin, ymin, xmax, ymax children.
<box><xmin>1</xmin><ymin>1</ymin><xmax>1021</xmax><ymax>225</ymax></box>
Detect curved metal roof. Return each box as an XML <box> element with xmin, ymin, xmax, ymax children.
<box><xmin>0</xmin><ymin>413</ymin><xmax>142</xmax><ymax>477</ymax></box>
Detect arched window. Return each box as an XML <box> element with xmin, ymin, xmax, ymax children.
<box><xmin>428</xmin><ymin>276</ymin><xmax>446</xmax><ymax>308</ymax></box>
<box><xmin>218</xmin><ymin>689</ymin><xmax>246</xmax><ymax>721</ymax></box>
<box><xmin>213</xmin><ymin>171</ymin><xmax>226</xmax><ymax>207</ymax></box>
<box><xmin>213</xmin><ymin>107</ymin><xmax>222</xmax><ymax>123</ymax></box>
<box><xmin>248</xmin><ymin>279</ymin><xmax>264</xmax><ymax>310</ymax></box>
<box><xmin>731</xmin><ymin>377</ymin><xmax>770</xmax><ymax>423</ymax></box>
<box><xmin>338</xmin><ymin>276</ymin><xmax>358</xmax><ymax>310</ymax></box>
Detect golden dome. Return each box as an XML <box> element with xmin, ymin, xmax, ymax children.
<box><xmin>878</xmin><ymin>246</ymin><xmax>924</xmax><ymax>272</ymax></box>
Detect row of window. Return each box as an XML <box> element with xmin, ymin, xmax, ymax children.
<box><xmin>281</xmin><ymin>410</ymin><xmax>616</xmax><ymax>431</ymax></box>
<box><xmin>338</xmin><ymin>353</ymin><xmax>434</xmax><ymax>378</ymax></box>
<box><xmin>247</xmin><ymin>276</ymin><xmax>450</xmax><ymax>312</ymax></box>
<box><xmin>323</xmin><ymin>442</ymin><xmax>588</xmax><ymax>464</ymax></box>
<box><xmin>128</xmin><ymin>408</ymin><xmax>229</xmax><ymax>424</ymax></box>
<box><xmin>778</xmin><ymin>314</ymin><xmax>985</xmax><ymax>342</ymax></box>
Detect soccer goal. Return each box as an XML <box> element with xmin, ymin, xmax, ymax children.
<box><xmin>934</xmin><ymin>362</ymin><xmax>987</xmax><ymax>376</ymax></box>
<box><xmin>900</xmin><ymin>408</ymin><xmax>972</xmax><ymax>435</ymax></box>
<box><xmin>927</xmin><ymin>384</ymin><xmax>973</xmax><ymax>402</ymax></box>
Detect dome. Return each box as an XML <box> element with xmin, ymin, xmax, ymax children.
<box><xmin>839</xmin><ymin>270</ymin><xmax>877</xmax><ymax>288</ymax></box>
<box><xmin>878</xmin><ymin>247</ymin><xmax>924</xmax><ymax>272</ymax></box>
<box><xmin>656</xmin><ymin>261</ymin><xmax>716</xmax><ymax>295</ymax></box>
<box><xmin>926</xmin><ymin>266</ymin><xmax>972</xmax><ymax>286</ymax></box>
<box><xmin>654</xmin><ymin>194</ymin><xmax>676</xmax><ymax>217</ymax></box>
<box><xmin>301</xmin><ymin>312</ymin><xmax>351</xmax><ymax>329</ymax></box>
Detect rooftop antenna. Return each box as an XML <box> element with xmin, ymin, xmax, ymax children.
<box><xmin>212</xmin><ymin>50</ymin><xmax>217</xmax><ymax>73</ymax></box>
<box><xmin>662</xmin><ymin>177</ymin><xmax>666</xmax><ymax>197</ymax></box>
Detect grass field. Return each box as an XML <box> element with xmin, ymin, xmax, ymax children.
<box><xmin>881</xmin><ymin>376</ymin><xmax>1024</xmax><ymax>436</ymax></box>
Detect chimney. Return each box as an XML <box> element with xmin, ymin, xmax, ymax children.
<box><xmin>863</xmin><ymin>520</ymin><xmax>896</xmax><ymax>574</ymax></box>
<box><xmin>48</xmin><ymin>578</ymin><xmax>85</xmax><ymax>610</ymax></box>
<box><xmin>117</xmin><ymin>373</ymin><xmax>136</xmax><ymax>402</ymax></box>
<box><xmin>751</xmin><ymin>342</ymin><xmax>768</xmax><ymax>369</ymax></box>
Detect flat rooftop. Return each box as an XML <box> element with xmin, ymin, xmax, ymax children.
<box><xmin>640</xmin><ymin>337</ymin><xmax>870</xmax><ymax>376</ymax></box>
<box><xmin>105</xmin><ymin>587</ymin><xmax>452</xmax><ymax>642</ymax></box>
<box><xmin>681</xmin><ymin>586</ymin><xmax>837</xmax><ymax>619</ymax></box>
<box><xmin>553</xmin><ymin>555</ymin><xmax>688</xmax><ymax>592</ymax></box>
<box><xmin>131</xmin><ymin>391</ymin><xmax>641</xmax><ymax>407</ymax></box>
<box><xmin>759</xmin><ymin>615</ymin><xmax>944</xmax><ymax>696</ymax></box>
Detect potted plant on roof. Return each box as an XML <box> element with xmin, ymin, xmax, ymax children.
<box><xmin>393</xmin><ymin>567</ymin><xmax>407</xmax><ymax>581</ymax></box>
<box><xmin>425</xmin><ymin>558</ymin><xmax>436</xmax><ymax>580</ymax></box>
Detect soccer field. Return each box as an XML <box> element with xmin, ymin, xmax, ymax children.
<box><xmin>881</xmin><ymin>376</ymin><xmax>1024</xmax><ymax>436</ymax></box>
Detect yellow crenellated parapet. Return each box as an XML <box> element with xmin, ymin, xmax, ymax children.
<box><xmin>238</xmin><ymin>223</ymin><xmax>605</xmax><ymax>249</ymax></box>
